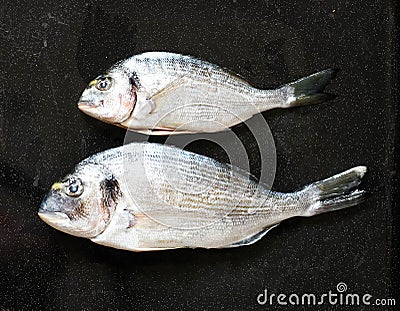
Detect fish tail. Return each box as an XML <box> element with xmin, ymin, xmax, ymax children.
<box><xmin>302</xmin><ymin>166</ymin><xmax>368</xmax><ymax>217</ymax></box>
<box><xmin>284</xmin><ymin>68</ymin><xmax>338</xmax><ymax>107</ymax></box>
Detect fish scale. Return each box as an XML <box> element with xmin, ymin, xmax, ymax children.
<box><xmin>78</xmin><ymin>52</ymin><xmax>338</xmax><ymax>135</ymax></box>
<box><xmin>124</xmin><ymin>53</ymin><xmax>257</xmax><ymax>95</ymax></box>
<box><xmin>39</xmin><ymin>142</ymin><xmax>367</xmax><ymax>251</ymax></box>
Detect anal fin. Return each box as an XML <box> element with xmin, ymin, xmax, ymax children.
<box><xmin>221</xmin><ymin>223</ymin><xmax>280</xmax><ymax>248</ymax></box>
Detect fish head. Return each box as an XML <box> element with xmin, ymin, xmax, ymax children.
<box><xmin>38</xmin><ymin>164</ymin><xmax>121</xmax><ymax>239</ymax></box>
<box><xmin>78</xmin><ymin>70</ymin><xmax>136</xmax><ymax>124</ymax></box>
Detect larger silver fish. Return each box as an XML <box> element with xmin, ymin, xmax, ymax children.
<box><xmin>78</xmin><ymin>52</ymin><xmax>337</xmax><ymax>135</ymax></box>
<box><xmin>38</xmin><ymin>143</ymin><xmax>367</xmax><ymax>251</ymax></box>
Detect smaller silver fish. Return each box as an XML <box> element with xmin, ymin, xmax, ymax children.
<box><xmin>38</xmin><ymin>143</ymin><xmax>367</xmax><ymax>252</ymax></box>
<box><xmin>77</xmin><ymin>52</ymin><xmax>337</xmax><ymax>135</ymax></box>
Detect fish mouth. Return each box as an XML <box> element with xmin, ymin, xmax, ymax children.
<box><xmin>38</xmin><ymin>211</ymin><xmax>69</xmax><ymax>225</ymax></box>
<box><xmin>38</xmin><ymin>211</ymin><xmax>81</xmax><ymax>237</ymax></box>
<box><xmin>78</xmin><ymin>101</ymin><xmax>98</xmax><ymax>111</ymax></box>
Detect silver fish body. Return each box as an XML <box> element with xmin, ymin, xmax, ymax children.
<box><xmin>78</xmin><ymin>52</ymin><xmax>337</xmax><ymax>135</ymax></box>
<box><xmin>39</xmin><ymin>143</ymin><xmax>367</xmax><ymax>252</ymax></box>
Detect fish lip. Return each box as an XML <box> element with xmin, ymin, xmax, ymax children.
<box><xmin>38</xmin><ymin>211</ymin><xmax>69</xmax><ymax>223</ymax></box>
<box><xmin>78</xmin><ymin>101</ymin><xmax>97</xmax><ymax>110</ymax></box>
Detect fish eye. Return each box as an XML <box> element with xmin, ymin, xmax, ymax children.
<box><xmin>65</xmin><ymin>178</ymin><xmax>84</xmax><ymax>197</ymax></box>
<box><xmin>95</xmin><ymin>77</ymin><xmax>112</xmax><ymax>91</ymax></box>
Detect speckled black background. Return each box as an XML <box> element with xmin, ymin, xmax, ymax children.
<box><xmin>0</xmin><ymin>0</ymin><xmax>398</xmax><ymax>310</ymax></box>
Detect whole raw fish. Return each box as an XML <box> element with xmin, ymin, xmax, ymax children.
<box><xmin>39</xmin><ymin>142</ymin><xmax>367</xmax><ymax>251</ymax></box>
<box><xmin>77</xmin><ymin>52</ymin><xmax>337</xmax><ymax>135</ymax></box>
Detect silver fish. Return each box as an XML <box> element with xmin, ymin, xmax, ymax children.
<box><xmin>77</xmin><ymin>52</ymin><xmax>337</xmax><ymax>135</ymax></box>
<box><xmin>39</xmin><ymin>142</ymin><xmax>367</xmax><ymax>252</ymax></box>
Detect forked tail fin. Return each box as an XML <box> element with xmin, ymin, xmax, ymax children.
<box><xmin>302</xmin><ymin>166</ymin><xmax>368</xmax><ymax>217</ymax></box>
<box><xmin>285</xmin><ymin>68</ymin><xmax>338</xmax><ymax>107</ymax></box>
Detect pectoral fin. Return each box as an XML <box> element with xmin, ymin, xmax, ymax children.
<box><xmin>149</xmin><ymin>75</ymin><xmax>190</xmax><ymax>103</ymax></box>
<box><xmin>221</xmin><ymin>223</ymin><xmax>280</xmax><ymax>248</ymax></box>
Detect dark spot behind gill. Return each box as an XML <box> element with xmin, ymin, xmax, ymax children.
<box><xmin>100</xmin><ymin>176</ymin><xmax>121</xmax><ymax>223</ymax></box>
<box><xmin>129</xmin><ymin>72</ymin><xmax>140</xmax><ymax>90</ymax></box>
<box><xmin>126</xmin><ymin>73</ymin><xmax>138</xmax><ymax>119</ymax></box>
<box><xmin>102</xmin><ymin>176</ymin><xmax>121</xmax><ymax>205</ymax></box>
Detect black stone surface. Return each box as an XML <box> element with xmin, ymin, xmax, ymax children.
<box><xmin>0</xmin><ymin>0</ymin><xmax>398</xmax><ymax>310</ymax></box>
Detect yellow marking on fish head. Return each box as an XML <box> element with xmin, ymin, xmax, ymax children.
<box><xmin>51</xmin><ymin>182</ymin><xmax>63</xmax><ymax>191</ymax></box>
<box><xmin>89</xmin><ymin>79</ymin><xmax>98</xmax><ymax>87</ymax></box>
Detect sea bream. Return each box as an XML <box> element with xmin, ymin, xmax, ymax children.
<box><xmin>77</xmin><ymin>52</ymin><xmax>337</xmax><ymax>135</ymax></box>
<box><xmin>39</xmin><ymin>142</ymin><xmax>367</xmax><ymax>251</ymax></box>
